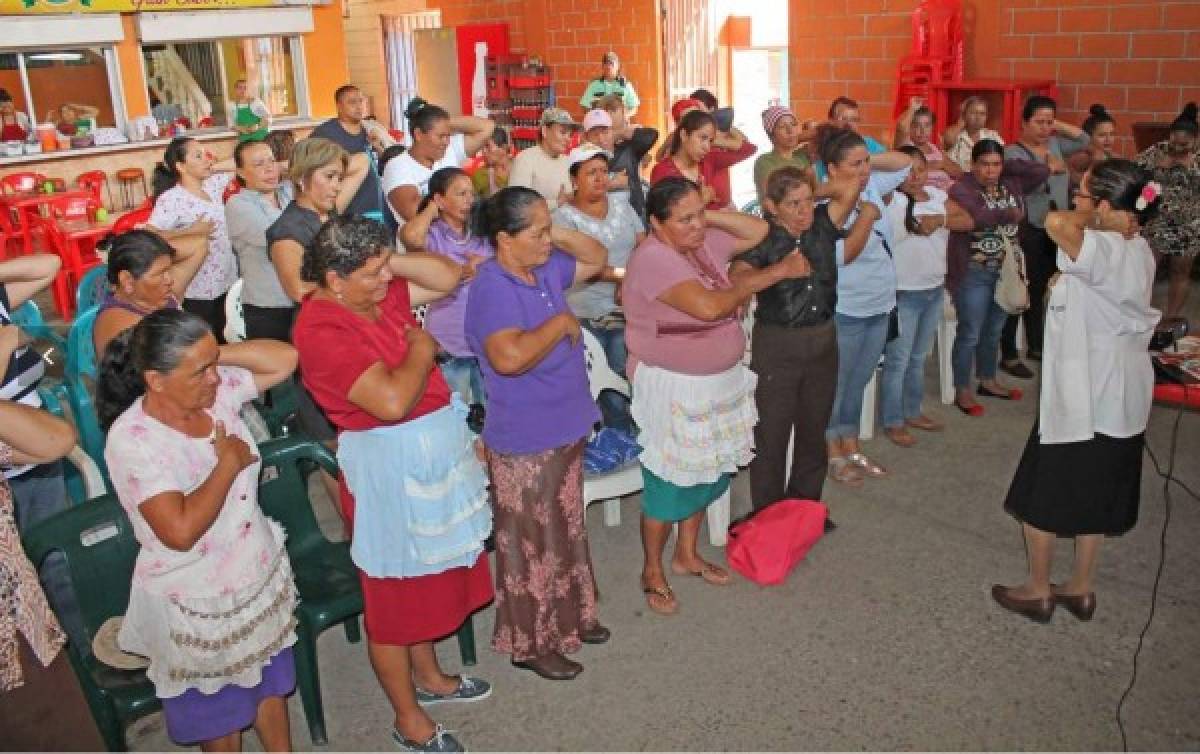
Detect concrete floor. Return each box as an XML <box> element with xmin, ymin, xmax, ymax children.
<box><xmin>15</xmin><ymin>273</ymin><xmax>1176</xmax><ymax>751</ymax></box>
<box><xmin>119</xmin><ymin>359</ymin><xmax>1200</xmax><ymax>750</ymax></box>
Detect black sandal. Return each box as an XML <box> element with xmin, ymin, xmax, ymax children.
<box><xmin>977</xmin><ymin>385</ymin><xmax>1023</xmax><ymax>401</ymax></box>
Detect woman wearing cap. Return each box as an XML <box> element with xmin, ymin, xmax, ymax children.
<box><xmin>510</xmin><ymin>109</ymin><xmax>577</xmax><ymax>210</ymax></box>
<box><xmin>753</xmin><ymin>105</ymin><xmax>813</xmax><ymax>205</ymax></box>
<box><xmin>579</xmin><ymin>52</ymin><xmax>639</xmax><ymax>117</ymax></box>
<box><xmin>384</xmin><ymin>97</ymin><xmax>495</xmax><ymax>232</ymax></box>
<box><xmin>651</xmin><ymin>103</ymin><xmax>756</xmax><ymax>211</ymax></box>
<box><xmin>994</xmin><ymin>159</ymin><xmax>1161</xmax><ymax>624</ymax></box>
<box><xmin>98</xmin><ymin>310</ymin><xmax>300</xmax><ymax>751</ymax></box>
<box><xmin>596</xmin><ymin>94</ymin><xmax>659</xmax><ymax>220</ymax></box>
<box><xmin>553</xmin><ymin>144</ymin><xmax>645</xmax><ymax>431</ymax></box>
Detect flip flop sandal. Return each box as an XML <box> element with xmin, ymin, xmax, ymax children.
<box><xmin>671</xmin><ymin>561</ymin><xmax>732</xmax><ymax>586</ymax></box>
<box><xmin>642</xmin><ymin>584</ymin><xmax>679</xmax><ymax>616</ymax></box>
<box><xmin>827</xmin><ymin>457</ymin><xmax>864</xmax><ymax>487</ymax></box>
<box><xmin>846</xmin><ymin>452</ymin><xmax>888</xmax><ymax>478</ymax></box>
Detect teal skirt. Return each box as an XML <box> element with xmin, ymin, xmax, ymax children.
<box><xmin>641</xmin><ymin>467</ymin><xmax>731</xmax><ymax>523</ymax></box>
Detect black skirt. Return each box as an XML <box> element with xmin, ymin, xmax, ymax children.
<box><xmin>1004</xmin><ymin>422</ymin><xmax>1144</xmax><ymax>537</ymax></box>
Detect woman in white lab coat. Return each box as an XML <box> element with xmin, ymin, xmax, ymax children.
<box><xmin>993</xmin><ymin>159</ymin><xmax>1163</xmax><ymax>624</ymax></box>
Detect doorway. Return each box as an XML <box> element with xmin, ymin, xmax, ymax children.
<box><xmin>382</xmin><ymin>10</ymin><xmax>441</xmax><ymax>136</ymax></box>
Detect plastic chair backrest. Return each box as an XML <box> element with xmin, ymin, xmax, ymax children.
<box><xmin>10</xmin><ymin>300</ymin><xmax>67</xmax><ymax>353</ymax></box>
<box><xmin>75</xmin><ymin>170</ymin><xmax>106</xmax><ymax>205</ymax></box>
<box><xmin>65</xmin><ymin>306</ymin><xmax>107</xmax><ymax>475</ymax></box>
<box><xmin>46</xmin><ymin>194</ymin><xmax>98</xmax><ymax>220</ymax></box>
<box><xmin>256</xmin><ymin>436</ymin><xmax>340</xmax><ymax>560</ymax></box>
<box><xmin>22</xmin><ymin>493</ymin><xmax>139</xmax><ymax>646</ymax></box>
<box><xmin>0</xmin><ymin>172</ymin><xmax>47</xmax><ymax>194</ymax></box>
<box><xmin>912</xmin><ymin>0</ymin><xmax>963</xmax><ymax>61</ymax></box>
<box><xmin>581</xmin><ymin>327</ymin><xmax>630</xmax><ymax>400</ymax></box>
<box><xmin>75</xmin><ymin>264</ymin><xmax>109</xmax><ymax>315</ymax></box>
<box><xmin>224</xmin><ymin>278</ymin><xmax>246</xmax><ymax>343</ymax></box>
<box><xmin>112</xmin><ymin>205</ymin><xmax>153</xmax><ymax>235</ymax></box>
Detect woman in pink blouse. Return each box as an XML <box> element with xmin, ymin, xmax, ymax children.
<box><xmin>149</xmin><ymin>137</ymin><xmax>238</xmax><ymax>339</ymax></box>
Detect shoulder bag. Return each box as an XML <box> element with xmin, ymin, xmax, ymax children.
<box><xmin>994</xmin><ymin>233</ymin><xmax>1030</xmax><ymax>314</ymax></box>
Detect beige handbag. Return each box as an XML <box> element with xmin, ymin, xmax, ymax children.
<box><xmin>994</xmin><ymin>234</ymin><xmax>1030</xmax><ymax>314</ymax></box>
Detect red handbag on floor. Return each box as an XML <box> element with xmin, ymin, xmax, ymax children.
<box><xmin>726</xmin><ymin>499</ymin><xmax>827</xmax><ymax>585</ymax></box>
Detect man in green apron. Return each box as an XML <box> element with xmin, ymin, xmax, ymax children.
<box><xmin>231</xmin><ymin>79</ymin><xmax>271</xmax><ymax>142</ymax></box>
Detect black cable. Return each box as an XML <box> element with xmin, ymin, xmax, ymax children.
<box><xmin>1117</xmin><ymin>387</ymin><xmax>1188</xmax><ymax>750</ymax></box>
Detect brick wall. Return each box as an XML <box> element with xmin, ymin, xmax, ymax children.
<box><xmin>789</xmin><ymin>0</ymin><xmax>1200</xmax><ymax>153</ymax></box>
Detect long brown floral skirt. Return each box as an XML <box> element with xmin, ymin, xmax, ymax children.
<box><xmin>485</xmin><ymin>438</ymin><xmax>599</xmax><ymax>661</ymax></box>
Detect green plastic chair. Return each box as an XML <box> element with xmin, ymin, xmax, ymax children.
<box><xmin>64</xmin><ymin>305</ymin><xmax>107</xmax><ymax>475</ymax></box>
<box><xmin>21</xmin><ymin>494</ymin><xmax>160</xmax><ymax>751</ymax></box>
<box><xmin>255</xmin><ymin>436</ymin><xmax>479</xmax><ymax>745</ymax></box>
<box><xmin>75</xmin><ymin>264</ymin><xmax>109</xmax><ymax>315</ymax></box>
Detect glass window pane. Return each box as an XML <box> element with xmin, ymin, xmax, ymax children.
<box><xmin>23</xmin><ymin>48</ymin><xmax>116</xmax><ymax>130</ymax></box>
<box><xmin>220</xmin><ymin>36</ymin><xmax>299</xmax><ymax>118</ymax></box>
<box><xmin>142</xmin><ymin>41</ymin><xmax>228</xmax><ymax>129</ymax></box>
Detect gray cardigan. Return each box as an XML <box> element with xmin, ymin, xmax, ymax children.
<box><xmin>1004</xmin><ymin>133</ymin><xmax>1090</xmax><ymax>228</ymax></box>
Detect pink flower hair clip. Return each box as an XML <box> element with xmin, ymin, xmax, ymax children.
<box><xmin>1135</xmin><ymin>181</ymin><xmax>1161</xmax><ymax>211</ymax></box>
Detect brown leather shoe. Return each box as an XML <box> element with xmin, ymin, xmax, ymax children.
<box><xmin>511</xmin><ymin>652</ymin><xmax>583</xmax><ymax>680</ymax></box>
<box><xmin>1054</xmin><ymin>591</ymin><xmax>1097</xmax><ymax>621</ymax></box>
<box><xmin>991</xmin><ymin>584</ymin><xmax>1055</xmax><ymax>623</ymax></box>
<box><xmin>580</xmin><ymin>624</ymin><xmax>611</xmax><ymax>644</ymax></box>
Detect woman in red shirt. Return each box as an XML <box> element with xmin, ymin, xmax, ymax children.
<box><xmin>651</xmin><ymin>106</ymin><xmax>757</xmax><ymax>210</ymax></box>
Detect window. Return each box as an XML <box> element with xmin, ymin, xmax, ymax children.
<box><xmin>141</xmin><ymin>36</ymin><xmax>303</xmax><ymax>130</ymax></box>
<box><xmin>0</xmin><ymin>47</ymin><xmax>120</xmax><ymax>134</ymax></box>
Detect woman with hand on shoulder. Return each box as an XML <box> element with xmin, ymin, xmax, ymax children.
<box><xmin>732</xmin><ymin>167</ymin><xmax>869</xmax><ymax>522</ymax></box>
<box><xmin>1068</xmin><ymin>104</ymin><xmax>1119</xmax><ymax>187</ymax></box>
<box><xmin>93</xmin><ymin>229</ymin><xmax>208</xmax><ymax>356</ymax></box>
<box><xmin>384</xmin><ymin>98</ymin><xmax>494</xmax><ymax>230</ymax></box>
<box><xmin>464</xmin><ymin>187</ymin><xmax>610</xmax><ymax>680</ymax></box>
<box><xmin>292</xmin><ymin>217</ymin><xmax>491</xmax><ymax>752</ymax></box>
<box><xmin>895</xmin><ymin>100</ymin><xmax>962</xmax><ymax>191</ymax></box>
<box><xmin>944</xmin><ymin>140</ymin><xmax>1050</xmax><ymax>417</ymax></box>
<box><xmin>148</xmin><ymin>137</ymin><xmax>240</xmax><ymax>337</ymax></box>
<box><xmin>98</xmin><ymin>310</ymin><xmax>300</xmax><ymax>751</ymax></box>
<box><xmin>943</xmin><ymin>96</ymin><xmax>1004</xmax><ymax>173</ymax></box>
<box><xmin>993</xmin><ymin>159</ymin><xmax>1161</xmax><ymax>623</ymax></box>
<box><xmin>623</xmin><ymin>177</ymin><xmax>787</xmax><ymax>615</ymax></box>
<box><xmin>400</xmin><ymin>167</ymin><xmax>494</xmax><ymax>407</ymax></box>
<box><xmin>879</xmin><ymin>146</ymin><xmax>951</xmax><ymax>447</ymax></box>
<box><xmin>1136</xmin><ymin>103</ymin><xmax>1200</xmax><ymax>328</ymax></box>
<box><xmin>999</xmin><ymin>95</ymin><xmax>1091</xmax><ymax>379</ymax></box>
<box><xmin>652</xmin><ymin>101</ymin><xmax>756</xmax><ymax>210</ymax></box>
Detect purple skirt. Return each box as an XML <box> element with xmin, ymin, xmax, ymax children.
<box><xmin>161</xmin><ymin>648</ymin><xmax>296</xmax><ymax>745</ymax></box>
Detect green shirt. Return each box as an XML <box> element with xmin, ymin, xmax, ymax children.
<box><xmin>579</xmin><ymin>77</ymin><xmax>639</xmax><ymax>111</ymax></box>
<box><xmin>753</xmin><ymin>149</ymin><xmax>811</xmax><ymax>204</ymax></box>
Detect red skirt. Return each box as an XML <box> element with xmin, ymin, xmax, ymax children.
<box><xmin>340</xmin><ymin>478</ymin><xmax>494</xmax><ymax>646</ymax></box>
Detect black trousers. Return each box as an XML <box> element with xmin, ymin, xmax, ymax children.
<box><xmin>183</xmin><ymin>292</ymin><xmax>228</xmax><ymax>344</ymax></box>
<box><xmin>748</xmin><ymin>319</ymin><xmax>838</xmax><ymax>510</ymax></box>
<box><xmin>1001</xmin><ymin>223</ymin><xmax>1055</xmax><ymax>361</ymax></box>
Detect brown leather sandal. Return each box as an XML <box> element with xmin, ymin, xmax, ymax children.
<box><xmin>641</xmin><ymin>584</ymin><xmax>679</xmax><ymax>616</ymax></box>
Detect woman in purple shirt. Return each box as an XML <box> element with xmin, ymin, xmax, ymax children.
<box><xmin>464</xmin><ymin>187</ymin><xmax>609</xmax><ymax>682</ymax></box>
<box><xmin>400</xmin><ymin>167</ymin><xmax>493</xmax><ymax>407</ymax></box>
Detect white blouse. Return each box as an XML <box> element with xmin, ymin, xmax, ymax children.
<box><xmin>1040</xmin><ymin>229</ymin><xmax>1160</xmax><ymax>443</ymax></box>
<box><xmin>885</xmin><ymin>188</ymin><xmax>949</xmax><ymax>291</ymax></box>
<box><xmin>149</xmin><ymin>172</ymin><xmax>237</xmax><ymax>300</ymax></box>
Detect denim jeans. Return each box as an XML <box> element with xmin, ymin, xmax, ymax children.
<box><xmin>581</xmin><ymin>320</ymin><xmax>634</xmax><ymax>433</ymax></box>
<box><xmin>440</xmin><ymin>356</ymin><xmax>487</xmax><ymax>406</ymax></box>
<box><xmin>881</xmin><ymin>287</ymin><xmax>943</xmax><ymax>428</ymax></box>
<box><xmin>826</xmin><ymin>311</ymin><xmax>890</xmax><ymax>441</ymax></box>
<box><xmin>951</xmin><ymin>263</ymin><xmax>1008</xmax><ymax>388</ymax></box>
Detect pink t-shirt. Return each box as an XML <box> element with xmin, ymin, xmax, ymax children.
<box><xmin>105</xmin><ymin>366</ymin><xmax>277</xmax><ymax>600</ymax></box>
<box><xmin>623</xmin><ymin>228</ymin><xmax>745</xmax><ymax>376</ymax></box>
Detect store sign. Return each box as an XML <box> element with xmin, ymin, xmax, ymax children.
<box><xmin>0</xmin><ymin>0</ymin><xmax>281</xmax><ymax>12</ymax></box>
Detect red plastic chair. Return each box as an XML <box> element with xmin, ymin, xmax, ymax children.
<box><xmin>111</xmin><ymin>203</ymin><xmax>154</xmax><ymax>235</ymax></box>
<box><xmin>37</xmin><ymin>196</ymin><xmax>104</xmax><ymax>317</ymax></box>
<box><xmin>0</xmin><ymin>172</ymin><xmax>47</xmax><ymax>195</ymax></box>
<box><xmin>892</xmin><ymin>0</ymin><xmax>964</xmax><ymax>118</ymax></box>
<box><xmin>75</xmin><ymin>170</ymin><xmax>109</xmax><ymax>208</ymax></box>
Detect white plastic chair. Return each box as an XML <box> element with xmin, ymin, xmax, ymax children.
<box><xmin>580</xmin><ymin>328</ymin><xmax>641</xmax><ymax>528</ymax></box>
<box><xmin>223</xmin><ymin>278</ymin><xmax>247</xmax><ymax>344</ymax></box>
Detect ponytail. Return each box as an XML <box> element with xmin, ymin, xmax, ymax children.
<box><xmin>152</xmin><ymin>137</ymin><xmax>194</xmax><ymax>199</ymax></box>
